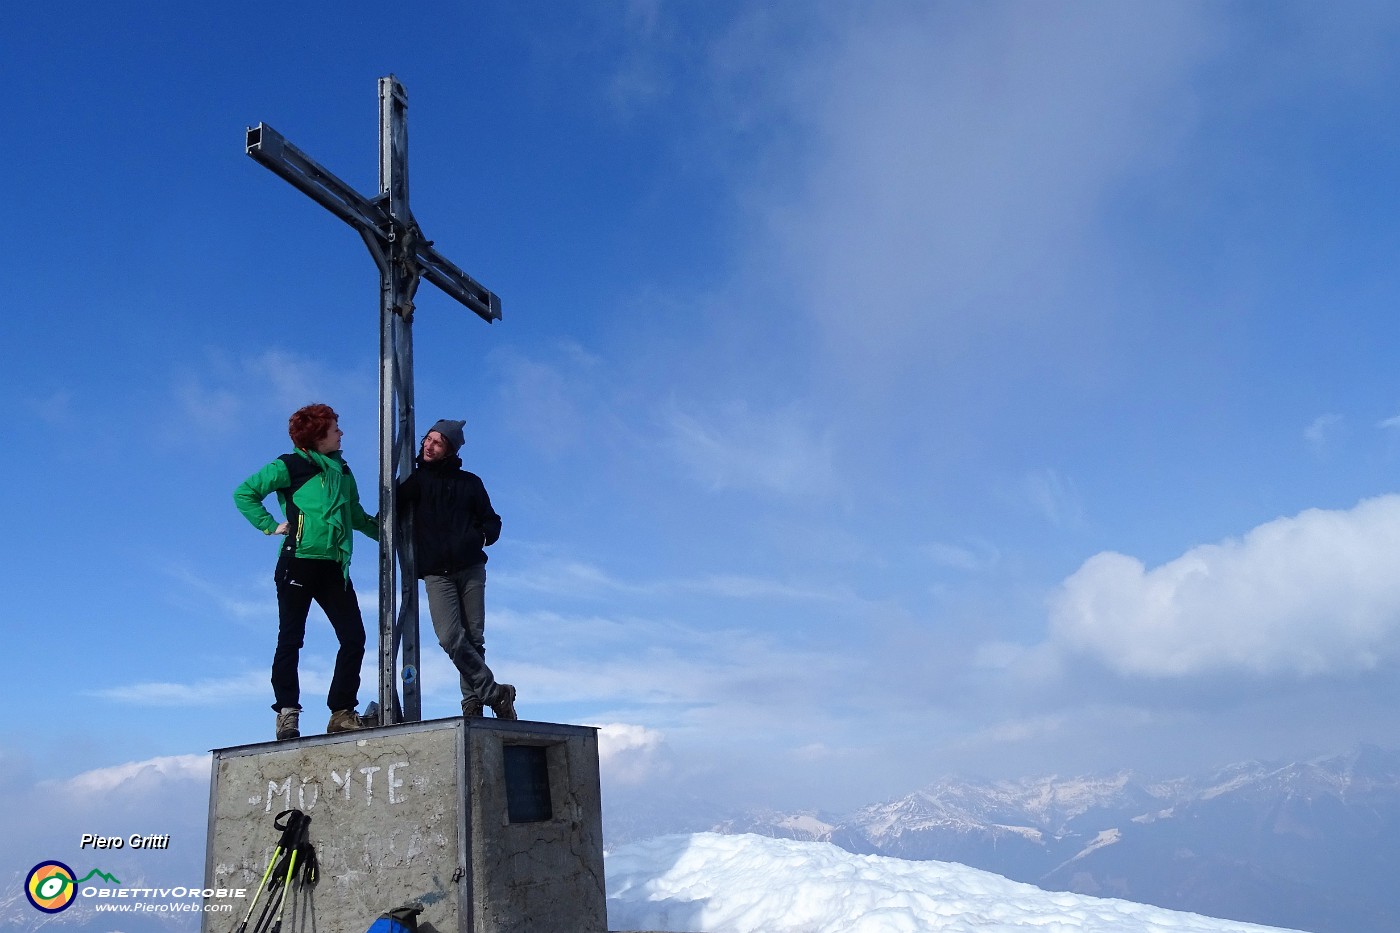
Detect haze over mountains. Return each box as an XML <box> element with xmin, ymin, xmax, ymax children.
<box><xmin>609</xmin><ymin>744</ymin><xmax>1400</xmax><ymax>933</ymax></box>
<box><xmin>5</xmin><ymin>744</ymin><xmax>1395</xmax><ymax>932</ymax></box>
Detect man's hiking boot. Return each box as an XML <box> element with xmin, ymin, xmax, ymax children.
<box><xmin>327</xmin><ymin>709</ymin><xmax>366</xmax><ymax>733</ymax></box>
<box><xmin>461</xmin><ymin>697</ymin><xmax>484</xmax><ymax>718</ymax></box>
<box><xmin>489</xmin><ymin>684</ymin><xmax>518</xmax><ymax>720</ymax></box>
<box><xmin>275</xmin><ymin>707</ymin><xmax>300</xmax><ymax>741</ymax></box>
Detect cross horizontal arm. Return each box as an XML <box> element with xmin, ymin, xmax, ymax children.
<box><xmin>246</xmin><ymin>123</ymin><xmax>390</xmax><ymax>239</ymax></box>
<box><xmin>247</xmin><ymin>121</ymin><xmax>502</xmax><ymax>324</ymax></box>
<box><xmin>416</xmin><ymin>240</ymin><xmax>502</xmax><ymax>323</ymax></box>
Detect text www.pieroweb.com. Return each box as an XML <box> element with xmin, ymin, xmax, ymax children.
<box><xmin>84</xmin><ymin>887</ymin><xmax>242</xmax><ymax>913</ymax></box>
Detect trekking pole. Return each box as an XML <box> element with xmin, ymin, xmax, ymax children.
<box><xmin>233</xmin><ymin>810</ymin><xmax>307</xmax><ymax>933</ymax></box>
<box><xmin>233</xmin><ymin>851</ymin><xmax>281</xmax><ymax>933</ymax></box>
<box><xmin>251</xmin><ymin>846</ymin><xmax>295</xmax><ymax>933</ymax></box>
<box><xmin>268</xmin><ymin>813</ymin><xmax>311</xmax><ymax>933</ymax></box>
<box><xmin>249</xmin><ymin>880</ymin><xmax>285</xmax><ymax>933</ymax></box>
<box><xmin>267</xmin><ymin>852</ymin><xmax>299</xmax><ymax>933</ymax></box>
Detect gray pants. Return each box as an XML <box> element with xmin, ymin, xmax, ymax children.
<box><xmin>424</xmin><ymin>564</ymin><xmax>504</xmax><ymax>706</ymax></box>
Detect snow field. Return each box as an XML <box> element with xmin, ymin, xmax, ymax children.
<box><xmin>604</xmin><ymin>833</ymin><xmax>1303</xmax><ymax>933</ymax></box>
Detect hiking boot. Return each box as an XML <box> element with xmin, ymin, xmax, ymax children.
<box><xmin>461</xmin><ymin>697</ymin><xmax>484</xmax><ymax>718</ymax></box>
<box><xmin>489</xmin><ymin>684</ymin><xmax>517</xmax><ymax>721</ymax></box>
<box><xmin>275</xmin><ymin>707</ymin><xmax>300</xmax><ymax>741</ymax></box>
<box><xmin>327</xmin><ymin>709</ymin><xmax>365</xmax><ymax>733</ymax></box>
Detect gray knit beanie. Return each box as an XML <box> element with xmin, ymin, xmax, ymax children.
<box><xmin>427</xmin><ymin>419</ymin><xmax>466</xmax><ymax>452</ymax></box>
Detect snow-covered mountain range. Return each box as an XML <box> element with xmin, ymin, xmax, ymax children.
<box><xmin>611</xmin><ymin>745</ymin><xmax>1399</xmax><ymax>933</ymax></box>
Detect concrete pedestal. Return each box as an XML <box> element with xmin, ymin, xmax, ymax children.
<box><xmin>201</xmin><ymin>718</ymin><xmax>606</xmax><ymax>933</ymax></box>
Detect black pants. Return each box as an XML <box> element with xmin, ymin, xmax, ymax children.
<box><xmin>272</xmin><ymin>556</ymin><xmax>365</xmax><ymax>713</ymax></box>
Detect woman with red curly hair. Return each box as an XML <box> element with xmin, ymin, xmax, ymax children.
<box><xmin>234</xmin><ymin>403</ymin><xmax>379</xmax><ymax>740</ymax></box>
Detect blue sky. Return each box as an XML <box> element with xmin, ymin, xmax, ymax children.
<box><xmin>7</xmin><ymin>0</ymin><xmax>1400</xmax><ymax>865</ymax></box>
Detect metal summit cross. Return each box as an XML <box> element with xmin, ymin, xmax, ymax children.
<box><xmin>245</xmin><ymin>75</ymin><xmax>501</xmax><ymax>726</ymax></box>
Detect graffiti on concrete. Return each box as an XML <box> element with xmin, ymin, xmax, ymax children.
<box><xmin>246</xmin><ymin>760</ymin><xmax>414</xmax><ymax>812</ymax></box>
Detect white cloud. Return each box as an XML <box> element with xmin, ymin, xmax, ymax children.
<box><xmin>54</xmin><ymin>754</ymin><xmax>210</xmax><ymax>797</ymax></box>
<box><xmin>91</xmin><ymin>643</ymin><xmax>380</xmax><ymax>709</ymax></box>
<box><xmin>925</xmin><ymin>540</ymin><xmax>1001</xmax><ymax>573</ymax></box>
<box><xmin>756</xmin><ymin>3</ymin><xmax>1211</xmax><ymax>373</ymax></box>
<box><xmin>167</xmin><ymin>566</ymin><xmax>275</xmax><ymax>622</ymax></box>
<box><xmin>1304</xmin><ymin>413</ymin><xmax>1343</xmax><ymax>450</ymax></box>
<box><xmin>174</xmin><ymin>347</ymin><xmax>370</xmax><ymax>438</ymax></box>
<box><xmin>593</xmin><ymin>722</ymin><xmax>670</xmax><ymax>785</ymax></box>
<box><xmin>485</xmin><ymin>604</ymin><xmax>849</xmax><ymax>731</ymax></box>
<box><xmin>247</xmin><ymin>348</ymin><xmax>369</xmax><ymax>413</ymax></box>
<box><xmin>965</xmin><ymin>714</ymin><xmax>1071</xmax><ymax>747</ymax></box>
<box><xmin>92</xmin><ymin>670</ymin><xmax>269</xmax><ymax>705</ymax></box>
<box><xmin>664</xmin><ymin>400</ymin><xmax>836</xmax><ymax>496</ymax></box>
<box><xmin>1049</xmin><ymin>495</ymin><xmax>1400</xmax><ymax>677</ymax></box>
<box><xmin>508</xmin><ymin>652</ymin><xmax>720</xmax><ymax>709</ymax></box>
<box><xmin>495</xmin><ymin>559</ymin><xmax>847</xmax><ymax>604</ymax></box>
<box><xmin>1021</xmin><ymin>469</ymin><xmax>1084</xmax><ymax>529</ymax></box>
<box><xmin>678</xmin><ymin>574</ymin><xmax>842</xmax><ymax>602</ymax></box>
<box><xmin>792</xmin><ymin>742</ymin><xmax>853</xmax><ymax>764</ymax></box>
<box><xmin>608</xmin><ymin>0</ymin><xmax>673</xmax><ymax>114</ymax></box>
<box><xmin>494</xmin><ymin>560</ymin><xmax>650</xmax><ymax>597</ymax></box>
<box><xmin>492</xmin><ymin>348</ymin><xmax>593</xmax><ymax>457</ymax></box>
<box><xmin>0</xmin><ymin>750</ymin><xmax>211</xmax><ymax>903</ymax></box>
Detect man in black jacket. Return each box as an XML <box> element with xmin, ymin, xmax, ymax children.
<box><xmin>399</xmin><ymin>419</ymin><xmax>516</xmax><ymax>719</ymax></box>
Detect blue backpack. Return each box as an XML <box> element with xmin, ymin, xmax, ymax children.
<box><xmin>366</xmin><ymin>906</ymin><xmax>422</xmax><ymax>933</ymax></box>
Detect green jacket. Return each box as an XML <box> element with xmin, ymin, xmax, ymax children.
<box><xmin>234</xmin><ymin>450</ymin><xmax>379</xmax><ymax>572</ymax></box>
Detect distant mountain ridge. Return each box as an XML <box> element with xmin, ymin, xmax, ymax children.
<box><xmin>707</xmin><ymin>745</ymin><xmax>1400</xmax><ymax>933</ymax></box>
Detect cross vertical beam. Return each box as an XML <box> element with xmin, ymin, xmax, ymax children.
<box><xmin>246</xmin><ymin>75</ymin><xmax>502</xmax><ymax>726</ymax></box>
<box><xmin>378</xmin><ymin>76</ymin><xmax>421</xmax><ymax>723</ymax></box>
